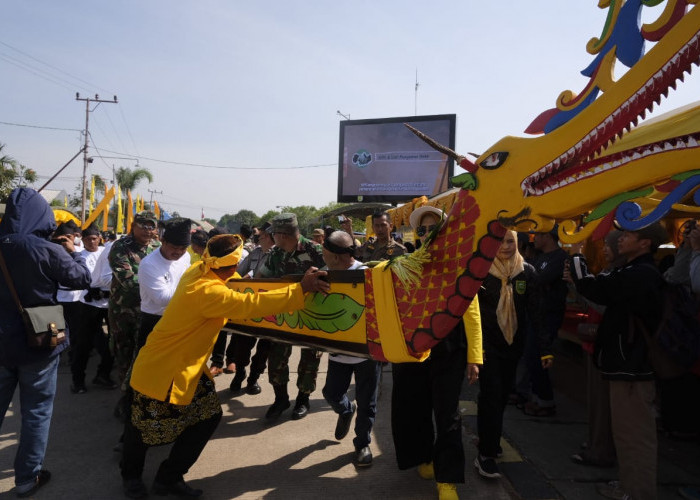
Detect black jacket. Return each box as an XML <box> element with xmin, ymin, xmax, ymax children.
<box><xmin>478</xmin><ymin>263</ymin><xmax>545</xmax><ymax>360</ymax></box>
<box><xmin>0</xmin><ymin>188</ymin><xmax>91</xmax><ymax>367</ymax></box>
<box><xmin>570</xmin><ymin>253</ymin><xmax>662</xmax><ymax>380</ymax></box>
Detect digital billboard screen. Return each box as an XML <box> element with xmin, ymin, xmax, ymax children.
<box><xmin>337</xmin><ymin>114</ymin><xmax>456</xmax><ymax>204</ymax></box>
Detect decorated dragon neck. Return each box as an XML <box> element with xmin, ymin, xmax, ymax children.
<box><xmin>367</xmin><ymin>1</ymin><xmax>700</xmax><ymax>361</ymax></box>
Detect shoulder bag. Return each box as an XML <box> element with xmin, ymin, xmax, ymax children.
<box><xmin>0</xmin><ymin>248</ymin><xmax>66</xmax><ymax>349</ymax></box>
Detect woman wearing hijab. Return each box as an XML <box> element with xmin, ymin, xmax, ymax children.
<box><xmin>474</xmin><ymin>230</ymin><xmax>546</xmax><ymax>479</ymax></box>
<box><xmin>120</xmin><ymin>234</ymin><xmax>330</xmax><ymax>499</ymax></box>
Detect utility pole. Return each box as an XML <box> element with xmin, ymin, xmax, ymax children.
<box><xmin>148</xmin><ymin>188</ymin><xmax>163</xmax><ymax>207</ymax></box>
<box><xmin>76</xmin><ymin>93</ymin><xmax>118</xmax><ymax>224</ymax></box>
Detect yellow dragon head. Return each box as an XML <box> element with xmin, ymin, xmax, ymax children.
<box><xmin>418</xmin><ymin>1</ymin><xmax>700</xmax><ymax>243</ymax></box>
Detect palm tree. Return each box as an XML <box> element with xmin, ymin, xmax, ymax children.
<box><xmin>0</xmin><ymin>143</ymin><xmax>36</xmax><ymax>202</ymax></box>
<box><xmin>114</xmin><ymin>166</ymin><xmax>153</xmax><ymax>194</ymax></box>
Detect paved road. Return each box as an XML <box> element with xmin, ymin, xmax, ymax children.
<box><xmin>0</xmin><ymin>348</ymin><xmax>513</xmax><ymax>499</ymax></box>
<box><xmin>4</xmin><ymin>341</ymin><xmax>698</xmax><ymax>499</ymax></box>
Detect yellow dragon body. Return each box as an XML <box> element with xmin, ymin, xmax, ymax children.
<box><xmin>225</xmin><ymin>1</ymin><xmax>700</xmax><ymax>362</ymax></box>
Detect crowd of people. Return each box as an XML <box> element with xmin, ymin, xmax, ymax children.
<box><xmin>1</xmin><ymin>186</ymin><xmax>699</xmax><ymax>500</ymax></box>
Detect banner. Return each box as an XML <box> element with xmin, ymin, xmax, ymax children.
<box><xmin>89</xmin><ymin>176</ymin><xmax>95</xmax><ymax>215</ymax></box>
<box><xmin>116</xmin><ymin>185</ymin><xmax>124</xmax><ymax>234</ymax></box>
<box><xmin>126</xmin><ymin>190</ymin><xmax>133</xmax><ymax>234</ymax></box>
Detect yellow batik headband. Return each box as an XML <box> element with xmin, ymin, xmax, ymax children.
<box><xmin>195</xmin><ymin>234</ymin><xmax>244</xmax><ymax>279</ymax></box>
<box><xmin>201</xmin><ymin>244</ymin><xmax>243</xmax><ymax>270</ymax></box>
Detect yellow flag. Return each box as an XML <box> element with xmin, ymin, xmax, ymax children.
<box><xmin>154</xmin><ymin>201</ymin><xmax>160</xmax><ymax>219</ymax></box>
<box><xmin>116</xmin><ymin>185</ymin><xmax>124</xmax><ymax>234</ymax></box>
<box><xmin>89</xmin><ymin>176</ymin><xmax>95</xmax><ymax>215</ymax></box>
<box><xmin>126</xmin><ymin>190</ymin><xmax>133</xmax><ymax>234</ymax></box>
<box><xmin>64</xmin><ymin>196</ymin><xmax>68</xmax><ymax>208</ymax></box>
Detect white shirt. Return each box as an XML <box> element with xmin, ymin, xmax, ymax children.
<box><xmin>57</xmin><ymin>245</ymin><xmax>84</xmax><ymax>302</ymax></box>
<box><xmin>328</xmin><ymin>260</ymin><xmax>367</xmax><ymax>365</ymax></box>
<box><xmin>138</xmin><ymin>248</ymin><xmax>190</xmax><ymax>315</ymax></box>
<box><xmin>91</xmin><ymin>243</ymin><xmax>113</xmax><ymax>291</ymax></box>
<box><xmin>79</xmin><ymin>246</ymin><xmax>109</xmax><ymax>308</ymax></box>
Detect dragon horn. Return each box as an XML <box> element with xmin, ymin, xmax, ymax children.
<box><xmin>404</xmin><ymin>123</ymin><xmax>478</xmax><ymax>173</ymax></box>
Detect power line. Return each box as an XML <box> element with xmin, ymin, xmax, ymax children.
<box><xmin>96</xmin><ymin>147</ymin><xmax>336</xmax><ymax>170</ymax></box>
<box><xmin>0</xmin><ymin>39</ymin><xmax>139</xmax><ymax>161</ymax></box>
<box><xmin>118</xmin><ymin>106</ymin><xmax>140</xmax><ymax>156</ymax></box>
<box><xmin>1</xmin><ymin>119</ymin><xmax>336</xmax><ymax>171</ymax></box>
<box><xmin>0</xmin><ymin>120</ymin><xmax>82</xmax><ymax>132</ymax></box>
<box><xmin>0</xmin><ymin>39</ymin><xmax>114</xmax><ymax>95</ymax></box>
<box><xmin>0</xmin><ymin>52</ymin><xmax>75</xmax><ymax>92</ymax></box>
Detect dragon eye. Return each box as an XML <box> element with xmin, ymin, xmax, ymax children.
<box><xmin>480</xmin><ymin>152</ymin><xmax>509</xmax><ymax>169</ymax></box>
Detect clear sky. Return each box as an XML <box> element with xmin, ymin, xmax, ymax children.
<box><xmin>2</xmin><ymin>1</ymin><xmax>699</xmax><ymax>221</ymax></box>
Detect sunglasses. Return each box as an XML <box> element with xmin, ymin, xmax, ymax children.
<box><xmin>135</xmin><ymin>222</ymin><xmax>156</xmax><ymax>231</ymax></box>
<box><xmin>416</xmin><ymin>224</ymin><xmax>438</xmax><ymax>237</ymax></box>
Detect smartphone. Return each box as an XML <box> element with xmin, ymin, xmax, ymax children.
<box><xmin>338</xmin><ymin>216</ymin><xmax>347</xmax><ymax>223</ymax></box>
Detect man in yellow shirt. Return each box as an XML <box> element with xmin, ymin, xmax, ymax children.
<box><xmin>121</xmin><ymin>234</ymin><xmax>330</xmax><ymax>499</ymax></box>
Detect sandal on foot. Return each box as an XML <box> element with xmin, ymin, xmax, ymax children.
<box><xmin>523</xmin><ymin>401</ymin><xmax>556</xmax><ymax>417</ymax></box>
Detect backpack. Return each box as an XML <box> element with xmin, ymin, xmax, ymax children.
<box><xmin>639</xmin><ymin>282</ymin><xmax>700</xmax><ymax>380</ymax></box>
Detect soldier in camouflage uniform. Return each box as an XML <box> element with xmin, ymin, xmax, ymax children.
<box><xmin>356</xmin><ymin>210</ymin><xmax>406</xmax><ymax>262</ymax></box>
<box><xmin>108</xmin><ymin>211</ymin><xmax>160</xmax><ymax>391</ymax></box>
<box><xmin>259</xmin><ymin>213</ymin><xmax>326</xmax><ymax>420</ymax></box>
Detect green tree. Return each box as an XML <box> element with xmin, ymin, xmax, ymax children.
<box><xmin>217</xmin><ymin>209</ymin><xmax>259</xmax><ymax>233</ymax></box>
<box><xmin>68</xmin><ymin>174</ymin><xmax>109</xmax><ymax>209</ymax></box>
<box><xmin>283</xmin><ymin>205</ymin><xmax>321</xmax><ymax>236</ymax></box>
<box><xmin>233</xmin><ymin>209</ymin><xmax>258</xmax><ymax>228</ymax></box>
<box><xmin>114</xmin><ymin>166</ymin><xmax>153</xmax><ymax>194</ymax></box>
<box><xmin>257</xmin><ymin>209</ymin><xmax>281</xmax><ymax>226</ymax></box>
<box><xmin>0</xmin><ymin>143</ymin><xmax>37</xmax><ymax>202</ymax></box>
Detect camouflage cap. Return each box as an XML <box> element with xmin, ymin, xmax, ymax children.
<box><xmin>271</xmin><ymin>213</ymin><xmax>298</xmax><ymax>235</ymax></box>
<box><xmin>133</xmin><ymin>210</ymin><xmax>157</xmax><ymax>226</ymax></box>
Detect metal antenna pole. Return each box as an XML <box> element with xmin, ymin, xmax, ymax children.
<box><xmin>415</xmin><ymin>68</ymin><xmax>419</xmax><ymax>115</ymax></box>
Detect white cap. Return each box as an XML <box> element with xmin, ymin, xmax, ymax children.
<box><xmin>409</xmin><ymin>206</ymin><xmax>444</xmax><ymax>229</ymax></box>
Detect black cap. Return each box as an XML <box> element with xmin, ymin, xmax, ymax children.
<box><xmin>163</xmin><ymin>218</ymin><xmax>192</xmax><ymax>246</ymax></box>
<box><xmin>82</xmin><ymin>224</ymin><xmax>101</xmax><ymax>237</ymax></box>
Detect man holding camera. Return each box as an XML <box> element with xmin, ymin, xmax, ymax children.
<box><xmin>0</xmin><ymin>188</ymin><xmax>91</xmax><ymax>497</ymax></box>
<box><xmin>70</xmin><ymin>225</ymin><xmax>116</xmax><ymax>394</ymax></box>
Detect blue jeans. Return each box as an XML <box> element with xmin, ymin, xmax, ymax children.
<box><xmin>0</xmin><ymin>356</ymin><xmax>59</xmax><ymax>491</ymax></box>
<box><xmin>322</xmin><ymin>358</ymin><xmax>380</xmax><ymax>450</ymax></box>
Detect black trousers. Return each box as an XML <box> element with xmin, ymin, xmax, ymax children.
<box><xmin>70</xmin><ymin>303</ymin><xmax>113</xmax><ymax>384</ymax></box>
<box><xmin>659</xmin><ymin>372</ymin><xmax>700</xmax><ymax>434</ymax></box>
<box><xmin>210</xmin><ymin>331</ymin><xmax>234</xmax><ymax>368</ymax></box>
<box><xmin>60</xmin><ymin>300</ymin><xmax>83</xmax><ymax>357</ymax></box>
<box><xmin>477</xmin><ymin>354</ymin><xmax>518</xmax><ymax>457</ymax></box>
<box><xmin>121</xmin><ymin>400</ymin><xmax>222</xmax><ymax>483</ymax></box>
<box><xmin>211</xmin><ymin>332</ymin><xmax>269</xmax><ymax>379</ymax></box>
<box><xmin>230</xmin><ymin>336</ymin><xmax>270</xmax><ymax>379</ymax></box>
<box><xmin>391</xmin><ymin>344</ymin><xmax>467</xmax><ymax>483</ymax></box>
<box><xmin>136</xmin><ymin>312</ymin><xmax>162</xmax><ymax>352</ymax></box>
